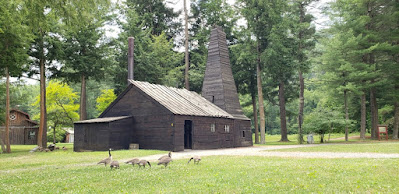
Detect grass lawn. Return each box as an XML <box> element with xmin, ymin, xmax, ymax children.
<box><xmin>253</xmin><ymin>132</ymin><xmax>368</xmax><ymax>146</ymax></box>
<box><xmin>1</xmin><ymin>144</ymin><xmax>399</xmax><ymax>193</ymax></box>
<box><xmin>265</xmin><ymin>141</ymin><xmax>399</xmax><ymax>154</ymax></box>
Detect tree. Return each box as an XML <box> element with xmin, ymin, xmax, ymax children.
<box><xmin>327</xmin><ymin>0</ymin><xmax>396</xmax><ymax>140</ymax></box>
<box><xmin>303</xmin><ymin>106</ymin><xmax>348</xmax><ymax>143</ymax></box>
<box><xmin>0</xmin><ymin>0</ymin><xmax>32</xmax><ymax>153</ymax></box>
<box><xmin>33</xmin><ymin>81</ymin><xmax>79</xmax><ymax>144</ymax></box>
<box><xmin>25</xmin><ymin>0</ymin><xmax>104</xmax><ymax>146</ymax></box>
<box><xmin>96</xmin><ymin>89</ymin><xmax>117</xmax><ymax>114</ymax></box>
<box><xmin>115</xmin><ymin>2</ymin><xmax>184</xmax><ymax>94</ymax></box>
<box><xmin>291</xmin><ymin>0</ymin><xmax>316</xmax><ymax>144</ymax></box>
<box><xmin>230</xmin><ymin>32</ymin><xmax>259</xmax><ymax>143</ymax></box>
<box><xmin>125</xmin><ymin>0</ymin><xmax>181</xmax><ymax>39</ymax></box>
<box><xmin>56</xmin><ymin>1</ymin><xmax>111</xmax><ymax>121</ymax></box>
<box><xmin>184</xmin><ymin>0</ymin><xmax>190</xmax><ymax>90</ymax></box>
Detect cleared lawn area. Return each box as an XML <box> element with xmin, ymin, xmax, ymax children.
<box><xmin>265</xmin><ymin>142</ymin><xmax>399</xmax><ymax>154</ymax></box>
<box><xmin>253</xmin><ymin>133</ymin><xmax>369</xmax><ymax>145</ymax></box>
<box><xmin>1</xmin><ymin>144</ymin><xmax>399</xmax><ymax>193</ymax></box>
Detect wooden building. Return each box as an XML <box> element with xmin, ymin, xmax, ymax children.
<box><xmin>74</xmin><ymin>26</ymin><xmax>253</xmax><ymax>152</ymax></box>
<box><xmin>0</xmin><ymin>109</ymin><xmax>39</xmax><ymax>145</ymax></box>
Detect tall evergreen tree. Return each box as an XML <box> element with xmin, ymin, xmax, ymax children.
<box><xmin>0</xmin><ymin>0</ymin><xmax>32</xmax><ymax>153</ymax></box>
<box><xmin>291</xmin><ymin>0</ymin><xmax>316</xmax><ymax>144</ymax></box>
<box><xmin>55</xmin><ymin>1</ymin><xmax>111</xmax><ymax>121</ymax></box>
<box><xmin>125</xmin><ymin>0</ymin><xmax>181</xmax><ymax>39</ymax></box>
<box><xmin>25</xmin><ymin>0</ymin><xmax>107</xmax><ymax>147</ymax></box>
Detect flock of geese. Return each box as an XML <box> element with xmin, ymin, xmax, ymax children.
<box><xmin>97</xmin><ymin>149</ymin><xmax>201</xmax><ymax>170</ymax></box>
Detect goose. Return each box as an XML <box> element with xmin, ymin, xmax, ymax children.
<box><xmin>188</xmin><ymin>156</ymin><xmax>201</xmax><ymax>164</ymax></box>
<box><xmin>158</xmin><ymin>151</ymin><xmax>172</xmax><ymax>161</ymax></box>
<box><xmin>62</xmin><ymin>146</ymin><xmax>68</xmax><ymax>151</ymax></box>
<box><xmin>125</xmin><ymin>158</ymin><xmax>140</xmax><ymax>166</ymax></box>
<box><xmin>138</xmin><ymin>160</ymin><xmax>151</xmax><ymax>168</ymax></box>
<box><xmin>98</xmin><ymin>148</ymin><xmax>112</xmax><ymax>167</ymax></box>
<box><xmin>110</xmin><ymin>160</ymin><xmax>120</xmax><ymax>170</ymax></box>
<box><xmin>157</xmin><ymin>157</ymin><xmax>172</xmax><ymax>168</ymax></box>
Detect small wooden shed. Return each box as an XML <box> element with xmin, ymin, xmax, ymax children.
<box><xmin>74</xmin><ymin>116</ymin><xmax>132</xmax><ymax>151</ymax></box>
<box><xmin>0</xmin><ymin>109</ymin><xmax>39</xmax><ymax>145</ymax></box>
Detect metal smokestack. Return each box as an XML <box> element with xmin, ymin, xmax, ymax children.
<box><xmin>128</xmin><ymin>37</ymin><xmax>135</xmax><ymax>84</ymax></box>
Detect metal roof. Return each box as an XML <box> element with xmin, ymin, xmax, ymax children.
<box><xmin>74</xmin><ymin>116</ymin><xmax>132</xmax><ymax>124</ymax></box>
<box><xmin>129</xmin><ymin>80</ymin><xmax>234</xmax><ymax>119</ymax></box>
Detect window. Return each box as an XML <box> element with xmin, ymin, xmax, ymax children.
<box><xmin>211</xmin><ymin>123</ymin><xmax>215</xmax><ymax>132</ymax></box>
<box><xmin>224</xmin><ymin>125</ymin><xmax>230</xmax><ymax>133</ymax></box>
<box><xmin>28</xmin><ymin>131</ymin><xmax>35</xmax><ymax>140</ymax></box>
<box><xmin>242</xmin><ymin>131</ymin><xmax>245</xmax><ymax>137</ymax></box>
<box><xmin>9</xmin><ymin>113</ymin><xmax>16</xmax><ymax>121</ymax></box>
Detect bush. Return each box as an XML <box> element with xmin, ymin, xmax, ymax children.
<box><xmin>47</xmin><ymin>127</ymin><xmax>67</xmax><ymax>143</ymax></box>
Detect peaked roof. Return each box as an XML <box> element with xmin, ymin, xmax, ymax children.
<box><xmin>75</xmin><ymin>116</ymin><xmax>132</xmax><ymax>124</ymax></box>
<box><xmin>10</xmin><ymin>109</ymin><xmax>39</xmax><ymax>125</ymax></box>
<box><xmin>128</xmin><ymin>80</ymin><xmax>234</xmax><ymax>119</ymax></box>
<box><xmin>201</xmin><ymin>26</ymin><xmax>249</xmax><ymax>120</ymax></box>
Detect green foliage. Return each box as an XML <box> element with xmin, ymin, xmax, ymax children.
<box><xmin>46</xmin><ymin>127</ymin><xmax>66</xmax><ymax>143</ymax></box>
<box><xmin>0</xmin><ymin>0</ymin><xmax>32</xmax><ymax>76</ymax></box>
<box><xmin>96</xmin><ymin>89</ymin><xmax>117</xmax><ymax>115</ymax></box>
<box><xmin>115</xmin><ymin>8</ymin><xmax>184</xmax><ymax>94</ymax></box>
<box><xmin>33</xmin><ymin>81</ymin><xmax>79</xmax><ymax>127</ymax></box>
<box><xmin>303</xmin><ymin>106</ymin><xmax>354</xmax><ymax>142</ymax></box>
<box><xmin>126</xmin><ymin>0</ymin><xmax>181</xmax><ymax>38</ymax></box>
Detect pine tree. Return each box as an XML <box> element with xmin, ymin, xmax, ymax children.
<box><xmin>0</xmin><ymin>0</ymin><xmax>32</xmax><ymax>153</ymax></box>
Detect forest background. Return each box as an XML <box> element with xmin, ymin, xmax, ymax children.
<box><xmin>0</xmin><ymin>0</ymin><xmax>398</xmax><ymax>150</ymax></box>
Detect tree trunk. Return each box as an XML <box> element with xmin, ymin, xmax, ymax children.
<box><xmin>344</xmin><ymin>90</ymin><xmax>349</xmax><ymax>141</ymax></box>
<box><xmin>183</xmin><ymin>0</ymin><xmax>190</xmax><ymax>90</ymax></box>
<box><xmin>370</xmin><ymin>87</ymin><xmax>378</xmax><ymax>139</ymax></box>
<box><xmin>360</xmin><ymin>93</ymin><xmax>366</xmax><ymax>139</ymax></box>
<box><xmin>256</xmin><ymin>41</ymin><xmax>266</xmax><ymax>144</ymax></box>
<box><xmin>38</xmin><ymin>51</ymin><xmax>47</xmax><ymax>147</ymax></box>
<box><xmin>0</xmin><ymin>137</ymin><xmax>5</xmax><ymax>153</ymax></box>
<box><xmin>80</xmin><ymin>74</ymin><xmax>87</xmax><ymax>120</ymax></box>
<box><xmin>278</xmin><ymin>81</ymin><xmax>289</xmax><ymax>142</ymax></box>
<box><xmin>251</xmin><ymin>93</ymin><xmax>259</xmax><ymax>144</ymax></box>
<box><xmin>393</xmin><ymin>101</ymin><xmax>399</xmax><ymax>139</ymax></box>
<box><xmin>53</xmin><ymin>124</ymin><xmax>57</xmax><ymax>144</ymax></box>
<box><xmin>298</xmin><ymin>70</ymin><xmax>305</xmax><ymax>144</ymax></box>
<box><xmin>297</xmin><ymin>1</ymin><xmax>305</xmax><ymax>144</ymax></box>
<box><xmin>5</xmin><ymin>67</ymin><xmax>11</xmax><ymax>153</ymax></box>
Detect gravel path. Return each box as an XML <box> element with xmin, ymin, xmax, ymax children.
<box><xmin>135</xmin><ymin>144</ymin><xmax>399</xmax><ymax>162</ymax></box>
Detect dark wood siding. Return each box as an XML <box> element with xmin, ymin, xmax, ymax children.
<box><xmin>233</xmin><ymin>120</ymin><xmax>253</xmax><ymax>147</ymax></box>
<box><xmin>174</xmin><ymin>116</ymin><xmax>235</xmax><ymax>150</ymax></box>
<box><xmin>101</xmin><ymin>86</ymin><xmax>175</xmax><ymax>151</ymax></box>
<box><xmin>74</xmin><ymin>118</ymin><xmax>132</xmax><ymax>151</ymax></box>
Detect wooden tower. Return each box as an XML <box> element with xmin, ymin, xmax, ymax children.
<box><xmin>202</xmin><ymin>26</ymin><xmax>248</xmax><ymax>120</ymax></box>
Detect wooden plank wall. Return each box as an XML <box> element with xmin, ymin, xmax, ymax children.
<box><xmin>174</xmin><ymin>116</ymin><xmax>235</xmax><ymax>150</ymax></box>
<box><xmin>102</xmin><ymin>87</ymin><xmax>175</xmax><ymax>151</ymax></box>
<box><xmin>74</xmin><ymin>123</ymin><xmax>110</xmax><ymax>151</ymax></box>
<box><xmin>202</xmin><ymin>27</ymin><xmax>245</xmax><ymax>118</ymax></box>
<box><xmin>233</xmin><ymin>120</ymin><xmax>253</xmax><ymax>147</ymax></box>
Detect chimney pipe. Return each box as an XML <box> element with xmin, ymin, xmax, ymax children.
<box><xmin>128</xmin><ymin>37</ymin><xmax>134</xmax><ymax>84</ymax></box>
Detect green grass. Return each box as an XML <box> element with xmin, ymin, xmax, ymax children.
<box><xmin>265</xmin><ymin>142</ymin><xmax>399</xmax><ymax>154</ymax></box>
<box><xmin>252</xmin><ymin>132</ymin><xmax>367</xmax><ymax>146</ymax></box>
<box><xmin>1</xmin><ymin>144</ymin><xmax>399</xmax><ymax>193</ymax></box>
